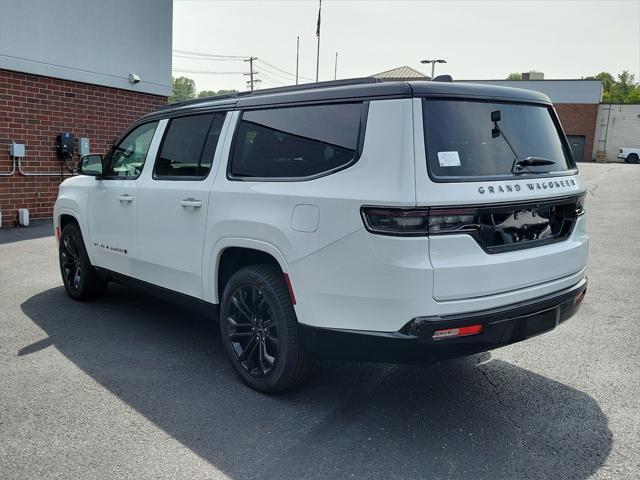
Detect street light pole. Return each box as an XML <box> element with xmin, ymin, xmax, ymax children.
<box><xmin>420</xmin><ymin>59</ymin><xmax>447</xmax><ymax>80</ymax></box>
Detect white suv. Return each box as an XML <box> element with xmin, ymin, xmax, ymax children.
<box><xmin>54</xmin><ymin>79</ymin><xmax>588</xmax><ymax>392</ymax></box>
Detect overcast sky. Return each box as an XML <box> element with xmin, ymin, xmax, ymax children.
<box><xmin>173</xmin><ymin>0</ymin><xmax>640</xmax><ymax>93</ymax></box>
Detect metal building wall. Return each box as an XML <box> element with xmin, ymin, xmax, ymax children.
<box><xmin>0</xmin><ymin>0</ymin><xmax>172</xmax><ymax>96</ymax></box>
<box><xmin>593</xmin><ymin>104</ymin><xmax>640</xmax><ymax>161</ymax></box>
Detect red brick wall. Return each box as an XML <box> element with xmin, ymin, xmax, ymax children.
<box><xmin>554</xmin><ymin>104</ymin><xmax>598</xmax><ymax>162</ymax></box>
<box><xmin>0</xmin><ymin>69</ymin><xmax>166</xmax><ymax>227</ymax></box>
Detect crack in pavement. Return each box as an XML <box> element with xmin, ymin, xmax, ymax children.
<box><xmin>476</xmin><ymin>362</ymin><xmax>563</xmax><ymax>457</ymax></box>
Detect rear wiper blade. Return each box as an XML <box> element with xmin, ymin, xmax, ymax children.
<box><xmin>511</xmin><ymin>157</ymin><xmax>556</xmax><ymax>175</ymax></box>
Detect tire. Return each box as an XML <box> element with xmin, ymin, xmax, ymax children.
<box><xmin>59</xmin><ymin>222</ymin><xmax>107</xmax><ymax>300</ymax></box>
<box><xmin>627</xmin><ymin>153</ymin><xmax>639</xmax><ymax>164</ymax></box>
<box><xmin>220</xmin><ymin>265</ymin><xmax>313</xmax><ymax>393</ymax></box>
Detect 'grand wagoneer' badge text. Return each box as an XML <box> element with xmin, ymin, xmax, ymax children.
<box><xmin>478</xmin><ymin>179</ymin><xmax>577</xmax><ymax>194</ymax></box>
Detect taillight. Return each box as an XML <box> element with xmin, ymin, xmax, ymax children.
<box><xmin>428</xmin><ymin>208</ymin><xmax>479</xmax><ymax>233</ymax></box>
<box><xmin>576</xmin><ymin>193</ymin><xmax>586</xmax><ymax>216</ymax></box>
<box><xmin>360</xmin><ymin>207</ymin><xmax>429</xmax><ymax>235</ymax></box>
<box><xmin>360</xmin><ymin>206</ymin><xmax>479</xmax><ymax>236</ymax></box>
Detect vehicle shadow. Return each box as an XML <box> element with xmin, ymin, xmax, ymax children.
<box><xmin>20</xmin><ymin>286</ymin><xmax>612</xmax><ymax>480</ymax></box>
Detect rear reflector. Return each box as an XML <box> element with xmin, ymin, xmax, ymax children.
<box><xmin>432</xmin><ymin>324</ymin><xmax>483</xmax><ymax>340</ymax></box>
<box><xmin>574</xmin><ymin>290</ymin><xmax>586</xmax><ymax>305</ymax></box>
<box><xmin>283</xmin><ymin>273</ymin><xmax>296</xmax><ymax>305</ymax></box>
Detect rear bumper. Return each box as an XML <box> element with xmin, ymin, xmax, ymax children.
<box><xmin>301</xmin><ymin>276</ymin><xmax>587</xmax><ymax>362</ymax></box>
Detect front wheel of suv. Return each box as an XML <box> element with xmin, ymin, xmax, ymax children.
<box><xmin>627</xmin><ymin>153</ymin><xmax>639</xmax><ymax>164</ymax></box>
<box><xmin>220</xmin><ymin>265</ymin><xmax>313</xmax><ymax>393</ymax></box>
<box><xmin>59</xmin><ymin>222</ymin><xmax>107</xmax><ymax>300</ymax></box>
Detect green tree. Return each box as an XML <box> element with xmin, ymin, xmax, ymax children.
<box><xmin>591</xmin><ymin>72</ymin><xmax>615</xmax><ymax>92</ymax></box>
<box><xmin>506</xmin><ymin>72</ymin><xmax>522</xmax><ymax>80</ymax></box>
<box><xmin>198</xmin><ymin>89</ymin><xmax>239</xmax><ymax>98</ymax></box>
<box><xmin>587</xmin><ymin>71</ymin><xmax>640</xmax><ymax>104</ymax></box>
<box><xmin>169</xmin><ymin>76</ymin><xmax>196</xmax><ymax>103</ymax></box>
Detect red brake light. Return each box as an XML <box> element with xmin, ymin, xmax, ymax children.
<box><xmin>432</xmin><ymin>324</ymin><xmax>483</xmax><ymax>340</ymax></box>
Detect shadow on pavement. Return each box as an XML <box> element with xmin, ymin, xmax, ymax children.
<box><xmin>21</xmin><ymin>285</ymin><xmax>612</xmax><ymax>480</ymax></box>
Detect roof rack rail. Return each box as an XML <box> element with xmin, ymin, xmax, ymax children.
<box><xmin>156</xmin><ymin>77</ymin><xmax>382</xmax><ymax>111</ymax></box>
<box><xmin>156</xmin><ymin>92</ymin><xmax>238</xmax><ymax>111</ymax></box>
<box><xmin>238</xmin><ymin>77</ymin><xmax>381</xmax><ymax>97</ymax></box>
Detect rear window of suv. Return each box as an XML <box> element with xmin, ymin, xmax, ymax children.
<box><xmin>229</xmin><ymin>103</ymin><xmax>365</xmax><ymax>179</ymax></box>
<box><xmin>423</xmin><ymin>99</ymin><xmax>574</xmax><ymax>181</ymax></box>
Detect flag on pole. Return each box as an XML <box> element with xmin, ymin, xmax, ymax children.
<box><xmin>316</xmin><ymin>0</ymin><xmax>322</xmax><ymax>37</ymax></box>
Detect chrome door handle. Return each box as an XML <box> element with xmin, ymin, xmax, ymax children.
<box><xmin>181</xmin><ymin>198</ymin><xmax>202</xmax><ymax>208</ymax></box>
<box><xmin>118</xmin><ymin>194</ymin><xmax>133</xmax><ymax>203</ymax></box>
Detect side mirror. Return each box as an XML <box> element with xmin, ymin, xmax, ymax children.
<box><xmin>79</xmin><ymin>154</ymin><xmax>103</xmax><ymax>176</ymax></box>
<box><xmin>491</xmin><ymin>110</ymin><xmax>501</xmax><ymax>122</ymax></box>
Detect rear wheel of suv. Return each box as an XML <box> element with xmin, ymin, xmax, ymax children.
<box><xmin>627</xmin><ymin>153</ymin><xmax>639</xmax><ymax>164</ymax></box>
<box><xmin>220</xmin><ymin>265</ymin><xmax>313</xmax><ymax>393</ymax></box>
<box><xmin>59</xmin><ymin>222</ymin><xmax>107</xmax><ymax>300</ymax></box>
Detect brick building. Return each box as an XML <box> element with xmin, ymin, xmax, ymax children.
<box><xmin>0</xmin><ymin>0</ymin><xmax>172</xmax><ymax>227</ymax></box>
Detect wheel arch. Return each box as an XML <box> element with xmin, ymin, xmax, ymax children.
<box><xmin>55</xmin><ymin>208</ymin><xmax>95</xmax><ymax>264</ymax></box>
<box><xmin>206</xmin><ymin>239</ymin><xmax>292</xmax><ymax>305</ymax></box>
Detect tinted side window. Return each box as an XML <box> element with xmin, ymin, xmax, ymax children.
<box><xmin>155</xmin><ymin>114</ymin><xmax>215</xmax><ymax>178</ymax></box>
<box><xmin>103</xmin><ymin>121</ymin><xmax>159</xmax><ymax>178</ymax></box>
<box><xmin>230</xmin><ymin>103</ymin><xmax>363</xmax><ymax>179</ymax></box>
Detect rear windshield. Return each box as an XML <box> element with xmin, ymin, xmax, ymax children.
<box><xmin>423</xmin><ymin>99</ymin><xmax>574</xmax><ymax>181</ymax></box>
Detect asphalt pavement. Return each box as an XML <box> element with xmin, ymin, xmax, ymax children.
<box><xmin>1</xmin><ymin>162</ymin><xmax>638</xmax><ymax>479</ymax></box>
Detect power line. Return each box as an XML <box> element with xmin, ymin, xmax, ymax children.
<box><xmin>174</xmin><ymin>49</ymin><xmax>314</xmax><ymax>81</ymax></box>
<box><xmin>260</xmin><ymin>79</ymin><xmax>282</xmax><ymax>88</ymax></box>
<box><xmin>254</xmin><ymin>64</ymin><xmax>301</xmax><ymax>83</ymax></box>
<box><xmin>258</xmin><ymin>72</ymin><xmax>287</xmax><ymax>86</ymax></box>
<box><xmin>173</xmin><ymin>68</ymin><xmax>245</xmax><ymax>75</ymax></box>
<box><xmin>173</xmin><ymin>49</ymin><xmax>248</xmax><ymax>59</ymax></box>
<box><xmin>173</xmin><ymin>54</ymin><xmax>242</xmax><ymax>62</ymax></box>
<box><xmin>255</xmin><ymin>58</ymin><xmax>314</xmax><ymax>81</ymax></box>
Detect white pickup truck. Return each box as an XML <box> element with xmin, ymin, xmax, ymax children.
<box><xmin>618</xmin><ymin>147</ymin><xmax>640</xmax><ymax>163</ymax></box>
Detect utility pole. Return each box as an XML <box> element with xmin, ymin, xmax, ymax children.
<box><xmin>296</xmin><ymin>36</ymin><xmax>300</xmax><ymax>85</ymax></box>
<box><xmin>315</xmin><ymin>0</ymin><xmax>321</xmax><ymax>82</ymax></box>
<box><xmin>334</xmin><ymin>52</ymin><xmax>338</xmax><ymax>80</ymax></box>
<box><xmin>244</xmin><ymin>57</ymin><xmax>260</xmax><ymax>91</ymax></box>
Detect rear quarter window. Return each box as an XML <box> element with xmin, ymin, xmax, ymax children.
<box><xmin>229</xmin><ymin>103</ymin><xmax>365</xmax><ymax>180</ymax></box>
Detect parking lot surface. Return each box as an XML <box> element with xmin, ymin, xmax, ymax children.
<box><xmin>1</xmin><ymin>163</ymin><xmax>639</xmax><ymax>479</ymax></box>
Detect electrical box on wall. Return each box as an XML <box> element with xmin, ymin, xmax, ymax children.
<box><xmin>78</xmin><ymin>138</ymin><xmax>90</xmax><ymax>157</ymax></box>
<box><xmin>9</xmin><ymin>143</ymin><xmax>25</xmax><ymax>157</ymax></box>
<box><xmin>56</xmin><ymin>132</ymin><xmax>74</xmax><ymax>159</ymax></box>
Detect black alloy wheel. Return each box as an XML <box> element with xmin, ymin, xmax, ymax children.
<box><xmin>226</xmin><ymin>284</ymin><xmax>279</xmax><ymax>377</ymax></box>
<box><xmin>60</xmin><ymin>230</ymin><xmax>83</xmax><ymax>294</ymax></box>
<box><xmin>58</xmin><ymin>222</ymin><xmax>106</xmax><ymax>300</ymax></box>
<box><xmin>220</xmin><ymin>265</ymin><xmax>313</xmax><ymax>393</ymax></box>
